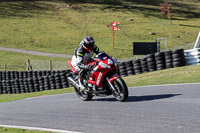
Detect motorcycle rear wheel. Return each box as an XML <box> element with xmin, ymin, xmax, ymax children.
<box><xmin>74</xmin><ymin>87</ymin><xmax>93</xmax><ymax>101</ymax></box>
<box><xmin>112</xmin><ymin>77</ymin><xmax>129</xmax><ymax>102</ymax></box>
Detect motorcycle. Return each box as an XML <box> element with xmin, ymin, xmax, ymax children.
<box><xmin>67</xmin><ymin>52</ymin><xmax>129</xmax><ymax>102</ymax></box>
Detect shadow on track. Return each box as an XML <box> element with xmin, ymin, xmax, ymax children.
<box><xmin>93</xmin><ymin>94</ymin><xmax>181</xmax><ymax>102</ymax></box>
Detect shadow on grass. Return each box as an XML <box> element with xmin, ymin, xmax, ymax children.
<box><xmin>179</xmin><ymin>24</ymin><xmax>200</xmax><ymax>28</ymax></box>
<box><xmin>113</xmin><ymin>47</ymin><xmax>133</xmax><ymax>51</ymax></box>
<box><xmin>93</xmin><ymin>94</ymin><xmax>181</xmax><ymax>102</ymax></box>
<box><xmin>0</xmin><ymin>0</ymin><xmax>55</xmax><ymax>18</ymax></box>
<box><xmin>0</xmin><ymin>0</ymin><xmax>199</xmax><ymax>19</ymax></box>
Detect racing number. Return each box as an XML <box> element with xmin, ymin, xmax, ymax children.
<box><xmin>108</xmin><ymin>59</ymin><xmax>113</xmax><ymax>65</ymax></box>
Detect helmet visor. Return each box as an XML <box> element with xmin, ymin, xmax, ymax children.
<box><xmin>85</xmin><ymin>40</ymin><xmax>95</xmax><ymax>50</ymax></box>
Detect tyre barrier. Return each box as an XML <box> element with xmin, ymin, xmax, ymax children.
<box><xmin>125</xmin><ymin>61</ymin><xmax>135</xmax><ymax>76</ymax></box>
<box><xmin>133</xmin><ymin>59</ymin><xmax>143</xmax><ymax>74</ymax></box>
<box><xmin>155</xmin><ymin>52</ymin><xmax>166</xmax><ymax>70</ymax></box>
<box><xmin>118</xmin><ymin>62</ymin><xmax>128</xmax><ymax>77</ymax></box>
<box><xmin>147</xmin><ymin>53</ymin><xmax>157</xmax><ymax>72</ymax></box>
<box><xmin>0</xmin><ymin>49</ymin><xmax>187</xmax><ymax>94</ymax></box>
<box><xmin>141</xmin><ymin>58</ymin><xmax>149</xmax><ymax>73</ymax></box>
<box><xmin>184</xmin><ymin>48</ymin><xmax>200</xmax><ymax>65</ymax></box>
<box><xmin>172</xmin><ymin>49</ymin><xmax>186</xmax><ymax>67</ymax></box>
<box><xmin>118</xmin><ymin>49</ymin><xmax>186</xmax><ymax>77</ymax></box>
<box><xmin>165</xmin><ymin>51</ymin><xmax>173</xmax><ymax>69</ymax></box>
<box><xmin>0</xmin><ymin>70</ymin><xmax>71</xmax><ymax>94</ymax></box>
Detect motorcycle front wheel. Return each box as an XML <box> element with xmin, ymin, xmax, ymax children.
<box><xmin>74</xmin><ymin>87</ymin><xmax>93</xmax><ymax>101</ymax></box>
<box><xmin>112</xmin><ymin>77</ymin><xmax>129</xmax><ymax>102</ymax></box>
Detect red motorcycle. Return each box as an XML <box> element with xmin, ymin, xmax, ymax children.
<box><xmin>68</xmin><ymin>52</ymin><xmax>128</xmax><ymax>102</ymax></box>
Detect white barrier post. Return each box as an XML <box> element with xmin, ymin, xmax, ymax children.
<box><xmin>193</xmin><ymin>31</ymin><xmax>200</xmax><ymax>49</ymax></box>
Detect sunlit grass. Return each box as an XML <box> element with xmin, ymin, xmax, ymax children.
<box><xmin>0</xmin><ymin>0</ymin><xmax>199</xmax><ymax>59</ymax></box>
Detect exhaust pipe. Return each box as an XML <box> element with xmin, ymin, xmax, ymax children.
<box><xmin>68</xmin><ymin>77</ymin><xmax>80</xmax><ymax>88</ymax></box>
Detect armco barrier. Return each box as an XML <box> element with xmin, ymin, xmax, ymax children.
<box><xmin>184</xmin><ymin>48</ymin><xmax>200</xmax><ymax>65</ymax></box>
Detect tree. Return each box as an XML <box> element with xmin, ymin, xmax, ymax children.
<box><xmin>159</xmin><ymin>0</ymin><xmax>173</xmax><ymax>24</ymax></box>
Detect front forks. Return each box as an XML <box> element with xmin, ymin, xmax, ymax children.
<box><xmin>106</xmin><ymin>77</ymin><xmax>118</xmax><ymax>92</ymax></box>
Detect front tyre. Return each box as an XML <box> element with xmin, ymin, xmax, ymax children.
<box><xmin>112</xmin><ymin>77</ymin><xmax>129</xmax><ymax>102</ymax></box>
<box><xmin>74</xmin><ymin>87</ymin><xmax>93</xmax><ymax>101</ymax></box>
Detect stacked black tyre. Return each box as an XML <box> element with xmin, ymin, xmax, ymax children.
<box><xmin>19</xmin><ymin>79</ymin><xmax>25</xmax><ymax>93</ymax></box>
<box><xmin>55</xmin><ymin>72</ymin><xmax>62</xmax><ymax>89</ymax></box>
<box><xmin>146</xmin><ymin>54</ymin><xmax>157</xmax><ymax>72</ymax></box>
<box><xmin>24</xmin><ymin>79</ymin><xmax>30</xmax><ymax>93</ymax></box>
<box><xmin>28</xmin><ymin>78</ymin><xmax>34</xmax><ymax>92</ymax></box>
<box><xmin>141</xmin><ymin>58</ymin><xmax>149</xmax><ymax>73</ymax></box>
<box><xmin>172</xmin><ymin>49</ymin><xmax>186</xmax><ymax>67</ymax></box>
<box><xmin>44</xmin><ymin>76</ymin><xmax>50</xmax><ymax>90</ymax></box>
<box><xmin>165</xmin><ymin>51</ymin><xmax>173</xmax><ymax>69</ymax></box>
<box><xmin>49</xmin><ymin>75</ymin><xmax>56</xmax><ymax>90</ymax></box>
<box><xmin>155</xmin><ymin>52</ymin><xmax>166</xmax><ymax>70</ymax></box>
<box><xmin>61</xmin><ymin>70</ymin><xmax>69</xmax><ymax>88</ymax></box>
<box><xmin>118</xmin><ymin>62</ymin><xmax>128</xmax><ymax>77</ymax></box>
<box><xmin>2</xmin><ymin>72</ymin><xmax>6</xmax><ymax>80</ymax></box>
<box><xmin>2</xmin><ymin>80</ymin><xmax>6</xmax><ymax>94</ymax></box>
<box><xmin>6</xmin><ymin>80</ymin><xmax>12</xmax><ymax>94</ymax></box>
<box><xmin>125</xmin><ymin>61</ymin><xmax>135</xmax><ymax>76</ymax></box>
<box><xmin>10</xmin><ymin>71</ymin><xmax>15</xmax><ymax>80</ymax></box>
<box><xmin>133</xmin><ymin>59</ymin><xmax>143</xmax><ymax>75</ymax></box>
<box><xmin>0</xmin><ymin>71</ymin><xmax>2</xmax><ymax>80</ymax></box>
<box><xmin>0</xmin><ymin>73</ymin><xmax>1</xmax><ymax>94</ymax></box>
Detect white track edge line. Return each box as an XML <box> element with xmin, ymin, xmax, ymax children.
<box><xmin>131</xmin><ymin>82</ymin><xmax>200</xmax><ymax>88</ymax></box>
<box><xmin>0</xmin><ymin>124</ymin><xmax>83</xmax><ymax>133</ymax></box>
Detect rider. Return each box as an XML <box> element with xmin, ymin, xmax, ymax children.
<box><xmin>71</xmin><ymin>36</ymin><xmax>101</xmax><ymax>90</ymax></box>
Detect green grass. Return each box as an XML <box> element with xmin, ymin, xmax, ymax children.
<box><xmin>123</xmin><ymin>65</ymin><xmax>200</xmax><ymax>87</ymax></box>
<box><xmin>0</xmin><ymin>87</ymin><xmax>74</xmax><ymax>103</ymax></box>
<box><xmin>0</xmin><ymin>0</ymin><xmax>199</xmax><ymax>59</ymax></box>
<box><xmin>0</xmin><ymin>127</ymin><xmax>50</xmax><ymax>133</ymax></box>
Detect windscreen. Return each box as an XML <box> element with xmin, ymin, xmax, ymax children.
<box><xmin>94</xmin><ymin>52</ymin><xmax>110</xmax><ymax>61</ymax></box>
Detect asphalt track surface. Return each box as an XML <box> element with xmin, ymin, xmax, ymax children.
<box><xmin>0</xmin><ymin>83</ymin><xmax>200</xmax><ymax>133</ymax></box>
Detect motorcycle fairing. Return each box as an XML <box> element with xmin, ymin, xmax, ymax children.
<box><xmin>87</xmin><ymin>58</ymin><xmax>115</xmax><ymax>88</ymax></box>
<box><xmin>68</xmin><ymin>60</ymin><xmax>79</xmax><ymax>74</ymax></box>
<box><xmin>108</xmin><ymin>74</ymin><xmax>120</xmax><ymax>83</ymax></box>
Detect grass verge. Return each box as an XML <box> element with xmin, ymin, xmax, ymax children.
<box><xmin>0</xmin><ymin>127</ymin><xmax>50</xmax><ymax>133</ymax></box>
<box><xmin>0</xmin><ymin>87</ymin><xmax>74</xmax><ymax>103</ymax></box>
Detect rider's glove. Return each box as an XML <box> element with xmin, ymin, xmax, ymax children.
<box><xmin>85</xmin><ymin>65</ymin><xmax>93</xmax><ymax>70</ymax></box>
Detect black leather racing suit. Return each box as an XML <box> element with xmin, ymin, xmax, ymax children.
<box><xmin>71</xmin><ymin>43</ymin><xmax>101</xmax><ymax>72</ymax></box>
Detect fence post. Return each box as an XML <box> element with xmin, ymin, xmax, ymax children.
<box><xmin>4</xmin><ymin>63</ymin><xmax>6</xmax><ymax>71</ymax></box>
<box><xmin>27</xmin><ymin>59</ymin><xmax>30</xmax><ymax>71</ymax></box>
<box><xmin>49</xmin><ymin>60</ymin><xmax>52</xmax><ymax>71</ymax></box>
<box><xmin>27</xmin><ymin>59</ymin><xmax>32</xmax><ymax>71</ymax></box>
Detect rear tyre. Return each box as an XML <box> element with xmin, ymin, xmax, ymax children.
<box><xmin>112</xmin><ymin>78</ymin><xmax>128</xmax><ymax>102</ymax></box>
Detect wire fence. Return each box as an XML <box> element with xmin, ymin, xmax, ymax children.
<box><xmin>0</xmin><ymin>60</ymin><xmax>71</xmax><ymax>71</ymax></box>
<box><xmin>0</xmin><ymin>64</ymin><xmax>26</xmax><ymax>71</ymax></box>
<box><xmin>29</xmin><ymin>60</ymin><xmax>70</xmax><ymax>71</ymax></box>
